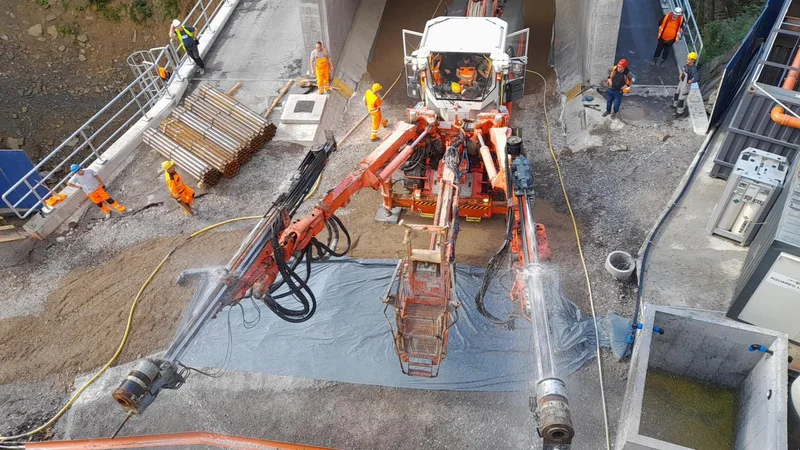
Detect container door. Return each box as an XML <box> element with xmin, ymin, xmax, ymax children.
<box><xmin>403</xmin><ymin>29</ymin><xmax>424</xmax><ymax>99</ymax></box>
<box><xmin>505</xmin><ymin>28</ymin><xmax>529</xmax><ymax>103</ymax></box>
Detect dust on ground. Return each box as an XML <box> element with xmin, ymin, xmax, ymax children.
<box><xmin>0</xmin><ymin>230</ymin><xmax>246</xmax><ymax>386</ymax></box>
<box><xmin>0</xmin><ymin>0</ymin><xmax>191</xmax><ymax>162</ymax></box>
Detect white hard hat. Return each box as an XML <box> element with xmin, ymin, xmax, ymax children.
<box><xmin>172</xmin><ymin>19</ymin><xmax>181</xmax><ymax>27</ymax></box>
<box><xmin>674</xmin><ymin>7</ymin><xmax>683</xmax><ymax>15</ymax></box>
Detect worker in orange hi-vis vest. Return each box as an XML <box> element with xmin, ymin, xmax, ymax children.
<box><xmin>66</xmin><ymin>164</ymin><xmax>126</xmax><ymax>220</ymax></box>
<box><xmin>310</xmin><ymin>41</ymin><xmax>333</xmax><ymax>94</ymax></box>
<box><xmin>162</xmin><ymin>160</ymin><xmax>195</xmax><ymax>216</ymax></box>
<box><xmin>364</xmin><ymin>83</ymin><xmax>389</xmax><ymax>141</ymax></box>
<box><xmin>652</xmin><ymin>7</ymin><xmax>685</xmax><ymax>68</ymax></box>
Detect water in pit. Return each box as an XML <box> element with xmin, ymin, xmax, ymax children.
<box><xmin>639</xmin><ymin>370</ymin><xmax>739</xmax><ymax>449</ymax></box>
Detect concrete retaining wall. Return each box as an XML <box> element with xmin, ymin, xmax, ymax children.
<box><xmin>300</xmin><ymin>0</ymin><xmax>361</xmax><ymax>73</ymax></box>
<box><xmin>553</xmin><ymin>0</ymin><xmax>624</xmax><ymax>97</ymax></box>
<box><xmin>23</xmin><ymin>0</ymin><xmax>241</xmax><ymax>240</ymax></box>
<box><xmin>616</xmin><ymin>305</ymin><xmax>788</xmax><ymax>450</ymax></box>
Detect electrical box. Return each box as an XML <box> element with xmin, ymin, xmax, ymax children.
<box><xmin>707</xmin><ymin>148</ymin><xmax>787</xmax><ymax>245</ymax></box>
<box><xmin>730</xmin><ymin>157</ymin><xmax>800</xmax><ymax>343</ymax></box>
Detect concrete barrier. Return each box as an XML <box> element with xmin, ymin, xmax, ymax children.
<box><xmin>23</xmin><ymin>0</ymin><xmax>241</xmax><ymax>240</ymax></box>
<box><xmin>616</xmin><ymin>305</ymin><xmax>788</xmax><ymax>449</ymax></box>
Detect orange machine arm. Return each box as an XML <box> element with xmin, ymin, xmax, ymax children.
<box><xmin>234</xmin><ymin>121</ymin><xmax>430</xmax><ymax>301</ymax></box>
<box><xmin>24</xmin><ymin>432</ymin><xmax>332</xmax><ymax>450</ymax></box>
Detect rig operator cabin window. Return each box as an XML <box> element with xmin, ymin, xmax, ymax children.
<box><xmin>428</xmin><ymin>52</ymin><xmax>494</xmax><ymax>101</ymax></box>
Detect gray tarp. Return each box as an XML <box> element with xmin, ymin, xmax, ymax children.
<box><xmin>180</xmin><ymin>259</ymin><xmax>630</xmax><ymax>392</ymax></box>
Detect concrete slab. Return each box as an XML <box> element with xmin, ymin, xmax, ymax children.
<box><xmin>641</xmin><ymin>134</ymin><xmax>749</xmax><ymax>312</ymax></box>
<box><xmin>274</xmin><ymin>122</ymin><xmax>321</xmax><ymax>145</ymax></box>
<box><xmin>280</xmin><ymin>93</ymin><xmax>328</xmax><ymax>124</ymax></box>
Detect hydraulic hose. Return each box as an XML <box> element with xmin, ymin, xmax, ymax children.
<box><xmin>0</xmin><ymin>216</ymin><xmax>261</xmax><ymax>442</ymax></box>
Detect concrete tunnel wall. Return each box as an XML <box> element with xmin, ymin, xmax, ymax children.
<box><xmin>300</xmin><ymin>0</ymin><xmax>361</xmax><ymax>74</ymax></box>
<box><xmin>553</xmin><ymin>0</ymin><xmax>624</xmax><ymax>97</ymax></box>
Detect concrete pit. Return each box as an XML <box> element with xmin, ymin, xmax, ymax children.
<box><xmin>616</xmin><ymin>305</ymin><xmax>789</xmax><ymax>450</ymax></box>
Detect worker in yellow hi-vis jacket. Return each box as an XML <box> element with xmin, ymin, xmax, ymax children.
<box><xmin>364</xmin><ymin>83</ymin><xmax>388</xmax><ymax>141</ymax></box>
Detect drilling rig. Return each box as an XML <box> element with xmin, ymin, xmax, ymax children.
<box><xmin>114</xmin><ymin>2</ymin><xmax>574</xmax><ymax>447</ymax></box>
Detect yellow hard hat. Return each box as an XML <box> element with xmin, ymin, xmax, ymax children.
<box><xmin>372</xmin><ymin>83</ymin><xmax>383</xmax><ymax>92</ymax></box>
<box><xmin>687</xmin><ymin>52</ymin><xmax>698</xmax><ymax>60</ymax></box>
<box><xmin>162</xmin><ymin>160</ymin><xmax>175</xmax><ymax>170</ymax></box>
<box><xmin>451</xmin><ymin>82</ymin><xmax>462</xmax><ymax>94</ymax></box>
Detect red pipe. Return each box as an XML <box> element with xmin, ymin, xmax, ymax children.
<box><xmin>378</xmin><ymin>144</ymin><xmax>414</xmax><ymax>182</ymax></box>
<box><xmin>25</xmin><ymin>432</ymin><xmax>333</xmax><ymax>450</ymax></box>
<box><xmin>772</xmin><ymin>48</ymin><xmax>800</xmax><ymax>128</ymax></box>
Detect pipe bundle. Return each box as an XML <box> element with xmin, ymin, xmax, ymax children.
<box><xmin>143</xmin><ymin>129</ymin><xmax>222</xmax><ymax>187</ymax></box>
<box><xmin>141</xmin><ymin>84</ymin><xmax>277</xmax><ymax>186</ymax></box>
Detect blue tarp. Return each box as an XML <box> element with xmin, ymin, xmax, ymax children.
<box><xmin>0</xmin><ymin>150</ymin><xmax>48</xmax><ymax>211</ymax></box>
<box><xmin>181</xmin><ymin>259</ymin><xmax>631</xmax><ymax>392</ymax></box>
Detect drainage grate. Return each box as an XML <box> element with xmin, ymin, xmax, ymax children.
<box><xmin>293</xmin><ymin>100</ymin><xmax>315</xmax><ymax>113</ymax></box>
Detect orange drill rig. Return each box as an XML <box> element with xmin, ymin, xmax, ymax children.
<box><xmin>114</xmin><ymin>12</ymin><xmax>574</xmax><ymax>449</ymax></box>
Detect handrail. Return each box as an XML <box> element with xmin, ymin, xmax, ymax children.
<box><xmin>2</xmin><ymin>0</ymin><xmax>229</xmax><ymax>219</ymax></box>
<box><xmin>664</xmin><ymin>0</ymin><xmax>704</xmax><ymax>58</ymax></box>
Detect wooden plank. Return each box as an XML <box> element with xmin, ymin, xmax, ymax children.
<box><xmin>0</xmin><ymin>224</ymin><xmax>16</xmax><ymax>231</ymax></box>
<box><xmin>0</xmin><ymin>233</ymin><xmax>26</xmax><ymax>243</ymax></box>
<box><xmin>265</xmin><ymin>80</ymin><xmax>294</xmax><ymax>120</ymax></box>
<box><xmin>226</xmin><ymin>82</ymin><xmax>243</xmax><ymax>96</ymax></box>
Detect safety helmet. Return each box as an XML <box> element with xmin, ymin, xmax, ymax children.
<box><xmin>70</xmin><ymin>164</ymin><xmax>80</xmax><ymax>173</ymax></box>
<box><xmin>162</xmin><ymin>160</ymin><xmax>175</xmax><ymax>170</ymax></box>
<box><xmin>172</xmin><ymin>19</ymin><xmax>181</xmax><ymax>27</ymax></box>
<box><xmin>687</xmin><ymin>51</ymin><xmax>698</xmax><ymax>60</ymax></box>
<box><xmin>674</xmin><ymin>7</ymin><xmax>683</xmax><ymax>15</ymax></box>
<box><xmin>372</xmin><ymin>83</ymin><xmax>383</xmax><ymax>92</ymax></box>
<box><xmin>617</xmin><ymin>59</ymin><xmax>629</xmax><ymax>68</ymax></box>
<box><xmin>451</xmin><ymin>82</ymin><xmax>462</xmax><ymax>94</ymax></box>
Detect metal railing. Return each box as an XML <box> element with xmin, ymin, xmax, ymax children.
<box><xmin>2</xmin><ymin>0</ymin><xmax>231</xmax><ymax>219</ymax></box>
<box><xmin>663</xmin><ymin>0</ymin><xmax>704</xmax><ymax>58</ymax></box>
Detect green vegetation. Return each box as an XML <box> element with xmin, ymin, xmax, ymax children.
<box><xmin>161</xmin><ymin>0</ymin><xmax>180</xmax><ymax>19</ymax></box>
<box><xmin>700</xmin><ymin>2</ymin><xmax>764</xmax><ymax>62</ymax></box>
<box><xmin>36</xmin><ymin>0</ymin><xmax>50</xmax><ymax>6</ymax></box>
<box><xmin>57</xmin><ymin>25</ymin><xmax>75</xmax><ymax>35</ymax></box>
<box><xmin>129</xmin><ymin>0</ymin><xmax>153</xmax><ymax>23</ymax></box>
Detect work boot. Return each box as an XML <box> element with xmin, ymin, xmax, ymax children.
<box><xmin>381</xmin><ymin>119</ymin><xmax>389</xmax><ymax>128</ymax></box>
<box><xmin>602</xmin><ymin>111</ymin><xmax>610</xmax><ymax>117</ymax></box>
<box><xmin>650</xmin><ymin>59</ymin><xmax>656</xmax><ymax>66</ymax></box>
<box><xmin>611</xmin><ymin>112</ymin><xmax>617</xmax><ymax>119</ymax></box>
<box><xmin>659</xmin><ymin>60</ymin><xmax>666</xmax><ymax>68</ymax></box>
<box><xmin>199</xmin><ymin>68</ymin><xmax>205</xmax><ymax>75</ymax></box>
<box><xmin>103</xmin><ymin>211</ymin><xmax>111</xmax><ymax>220</ymax></box>
<box><xmin>370</xmin><ymin>135</ymin><xmax>379</xmax><ymax>142</ymax></box>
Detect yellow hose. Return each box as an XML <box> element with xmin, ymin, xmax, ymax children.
<box><xmin>526</xmin><ymin>69</ymin><xmax>611</xmax><ymax>450</ymax></box>
<box><xmin>0</xmin><ymin>216</ymin><xmax>261</xmax><ymax>442</ymax></box>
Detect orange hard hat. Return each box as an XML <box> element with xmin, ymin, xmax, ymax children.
<box><xmin>617</xmin><ymin>59</ymin><xmax>629</xmax><ymax>68</ymax></box>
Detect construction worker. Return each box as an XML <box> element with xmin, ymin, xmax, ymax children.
<box><xmin>603</xmin><ymin>59</ymin><xmax>631</xmax><ymax>119</ymax></box>
<box><xmin>652</xmin><ymin>7</ymin><xmax>684</xmax><ymax>68</ymax></box>
<box><xmin>448</xmin><ymin>55</ymin><xmax>478</xmax><ymax>86</ymax></box>
<box><xmin>170</xmin><ymin>19</ymin><xmax>205</xmax><ymax>75</ymax></box>
<box><xmin>162</xmin><ymin>160</ymin><xmax>195</xmax><ymax>216</ymax></box>
<box><xmin>431</xmin><ymin>54</ymin><xmax>444</xmax><ymax>86</ymax></box>
<box><xmin>66</xmin><ymin>164</ymin><xmax>126</xmax><ymax>219</ymax></box>
<box><xmin>364</xmin><ymin>83</ymin><xmax>388</xmax><ymax>141</ymax></box>
<box><xmin>310</xmin><ymin>41</ymin><xmax>333</xmax><ymax>94</ymax></box>
<box><xmin>673</xmin><ymin>52</ymin><xmax>699</xmax><ymax>118</ymax></box>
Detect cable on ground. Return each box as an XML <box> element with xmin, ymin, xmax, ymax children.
<box><xmin>526</xmin><ymin>69</ymin><xmax>612</xmax><ymax>450</ymax></box>
<box><xmin>0</xmin><ymin>215</ymin><xmax>261</xmax><ymax>442</ymax></box>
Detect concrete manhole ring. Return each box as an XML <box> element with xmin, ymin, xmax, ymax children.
<box><xmin>605</xmin><ymin>250</ymin><xmax>635</xmax><ymax>280</ymax></box>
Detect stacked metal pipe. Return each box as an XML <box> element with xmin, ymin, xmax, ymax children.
<box><xmin>141</xmin><ymin>84</ymin><xmax>278</xmax><ymax>187</ymax></box>
<box><xmin>159</xmin><ymin>117</ymin><xmax>240</xmax><ymax>177</ymax></box>
<box><xmin>143</xmin><ymin>129</ymin><xmax>222</xmax><ymax>187</ymax></box>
